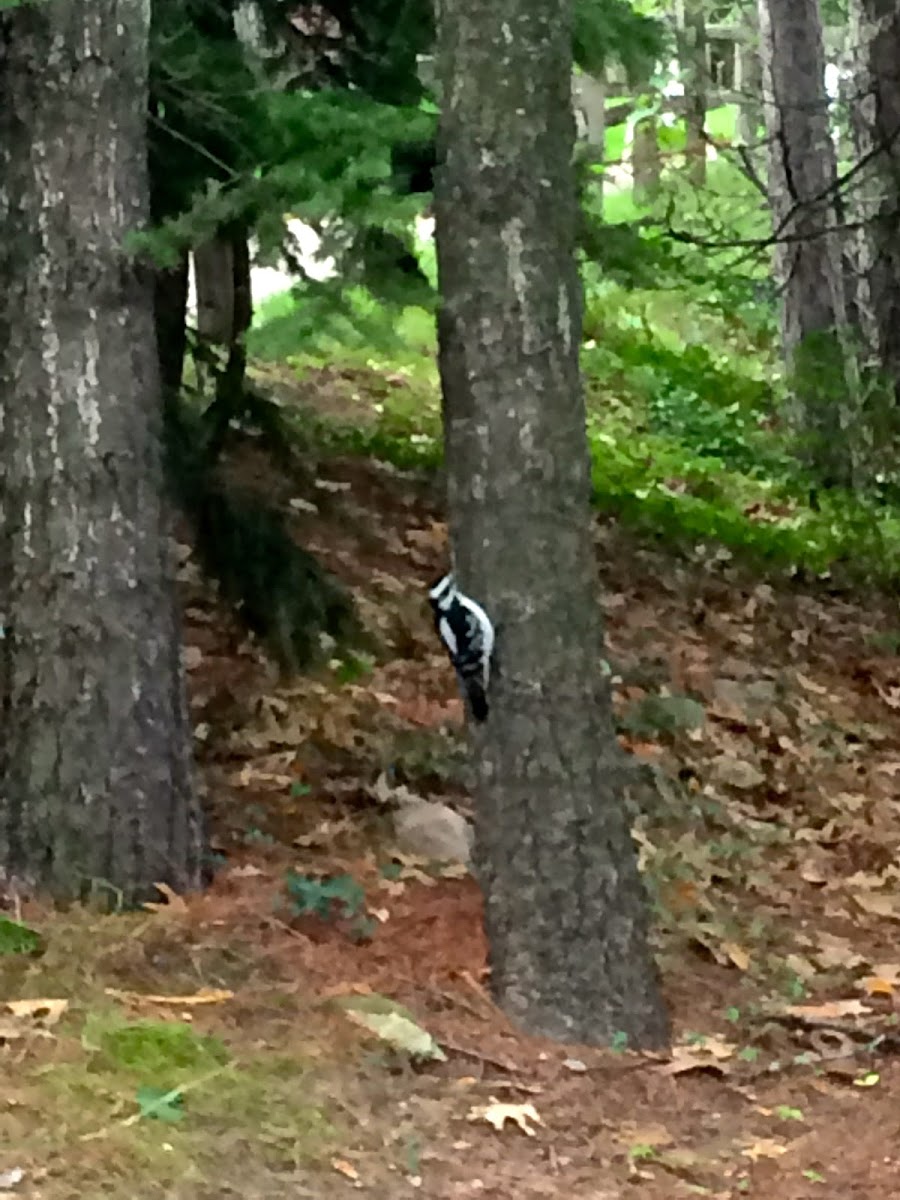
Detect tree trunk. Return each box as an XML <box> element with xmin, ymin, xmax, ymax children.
<box><xmin>0</xmin><ymin>1</ymin><xmax>208</xmax><ymax>904</ymax></box>
<box><xmin>154</xmin><ymin>255</ymin><xmax>190</xmax><ymax>400</ymax></box>
<box><xmin>758</xmin><ymin>0</ymin><xmax>858</xmax><ymax>487</ymax></box>
<box><xmin>735</xmin><ymin>25</ymin><xmax>763</xmax><ymax>148</ymax></box>
<box><xmin>226</xmin><ymin>222</ymin><xmax>253</xmax><ymax>392</ymax></box>
<box><xmin>848</xmin><ymin>0</ymin><xmax>900</xmax><ymax>406</ymax></box>
<box><xmin>208</xmin><ymin>223</ymin><xmax>253</xmax><ymax>453</ymax></box>
<box><xmin>677</xmin><ymin>0</ymin><xmax>708</xmax><ymax>185</ymax></box>
<box><xmin>572</xmin><ymin>70</ymin><xmax>607</xmax><ymax>218</ymax></box>
<box><xmin>434</xmin><ymin>0</ymin><xmax>670</xmax><ymax>1047</ymax></box>
<box><xmin>194</xmin><ymin>236</ymin><xmax>238</xmax><ymax>346</ymax></box>
<box><xmin>632</xmin><ymin>114</ymin><xmax>662</xmax><ymax>204</ymax></box>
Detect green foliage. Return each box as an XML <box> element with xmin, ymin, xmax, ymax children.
<box><xmin>285</xmin><ymin>871</ymin><xmax>367</xmax><ymax>921</ymax></box>
<box><xmin>599</xmin><ymin>139</ymin><xmax>771</xmax><ymax>286</ymax></box>
<box><xmin>149</xmin><ymin>0</ymin><xmax>262</xmax><ymax>223</ymax></box>
<box><xmin>164</xmin><ymin>388</ymin><xmax>361</xmax><ymax>672</ymax></box>
<box><xmin>145</xmin><ymin>0</ymin><xmax>900</xmax><ymax>605</ymax></box>
<box><xmin>140</xmin><ymin>88</ymin><xmax>434</xmax><ymax>275</ymax></box>
<box><xmin>0</xmin><ymin>916</ymin><xmax>42</xmax><ymax>955</ymax></box>
<box><xmin>269</xmin><ymin>269</ymin><xmax>900</xmax><ymax>592</ymax></box>
<box><xmin>136</xmin><ymin>1084</ymin><xmax>187</xmax><ymax>1124</ymax></box>
<box><xmin>249</xmin><ymin>288</ymin><xmax>436</xmax><ymax>369</ymax></box>
<box><xmin>254</xmin><ymin>0</ymin><xmax>433</xmax><ymax>104</ymax></box>
<box><xmin>574</xmin><ymin>0</ymin><xmax>665</xmax><ymax>80</ymax></box>
<box><xmin>579</xmin><ymin>115</ymin><xmax>773</xmax><ymax>298</ymax></box>
<box><xmin>628</xmin><ymin>1143</ymin><xmax>658</xmax><ymax>1161</ymax></box>
<box><xmin>582</xmin><ymin>283</ymin><xmax>784</xmax><ymax>462</ymax></box>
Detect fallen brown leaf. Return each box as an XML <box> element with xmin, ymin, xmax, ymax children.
<box><xmin>741</xmin><ymin>1138</ymin><xmax>791</xmax><ymax>1161</ymax></box>
<box><xmin>722</xmin><ymin>941</ymin><xmax>751</xmax><ymax>971</ymax></box>
<box><xmin>785</xmin><ymin>999</ymin><xmax>869</xmax><ymax>1021</ymax></box>
<box><xmin>468</xmin><ymin>1100</ymin><xmax>543</xmax><ymax>1136</ymax></box>
<box><xmin>104</xmin><ymin>987</ymin><xmax>233</xmax><ymax>1007</ymax></box>
<box><xmin>658</xmin><ymin>1039</ymin><xmax>736</xmax><ymax>1076</ymax></box>
<box><xmin>6</xmin><ymin>998</ymin><xmax>68</xmax><ymax>1025</ymax></box>
<box><xmin>143</xmin><ymin>882</ymin><xmax>188</xmax><ymax>914</ymax></box>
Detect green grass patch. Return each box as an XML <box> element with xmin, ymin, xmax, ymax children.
<box><xmin>83</xmin><ymin>1012</ymin><xmax>231</xmax><ymax>1074</ymax></box>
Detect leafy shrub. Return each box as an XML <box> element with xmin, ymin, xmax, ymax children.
<box><xmin>0</xmin><ymin>916</ymin><xmax>42</xmax><ymax>956</ymax></box>
<box><xmin>285</xmin><ymin>871</ymin><xmax>367</xmax><ymax>921</ymax></box>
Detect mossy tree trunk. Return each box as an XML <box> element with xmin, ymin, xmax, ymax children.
<box><xmin>0</xmin><ymin>0</ymin><xmax>208</xmax><ymax>904</ymax></box>
<box><xmin>434</xmin><ymin>0</ymin><xmax>670</xmax><ymax>1047</ymax></box>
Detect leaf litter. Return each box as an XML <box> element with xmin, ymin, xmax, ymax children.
<box><xmin>4</xmin><ymin>429</ymin><xmax>900</xmax><ymax>1198</ymax></box>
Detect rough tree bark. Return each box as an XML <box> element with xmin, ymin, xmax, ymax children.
<box><xmin>434</xmin><ymin>0</ymin><xmax>670</xmax><ymax>1046</ymax></box>
<box><xmin>758</xmin><ymin>0</ymin><xmax>858</xmax><ymax>486</ymax></box>
<box><xmin>848</xmin><ymin>0</ymin><xmax>900</xmax><ymax>405</ymax></box>
<box><xmin>0</xmin><ymin>1</ymin><xmax>208</xmax><ymax>903</ymax></box>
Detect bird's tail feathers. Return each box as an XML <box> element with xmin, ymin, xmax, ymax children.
<box><xmin>461</xmin><ymin>676</ymin><xmax>489</xmax><ymax>723</ymax></box>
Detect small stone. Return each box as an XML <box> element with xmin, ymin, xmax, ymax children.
<box><xmin>393</xmin><ymin>801</ymin><xmax>473</xmax><ymax>866</ymax></box>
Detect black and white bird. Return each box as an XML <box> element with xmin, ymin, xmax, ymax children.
<box><xmin>428</xmin><ymin>573</ymin><xmax>495</xmax><ymax>722</ymax></box>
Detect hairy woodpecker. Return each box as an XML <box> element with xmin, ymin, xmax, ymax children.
<box><xmin>428</xmin><ymin>573</ymin><xmax>495</xmax><ymax>722</ymax></box>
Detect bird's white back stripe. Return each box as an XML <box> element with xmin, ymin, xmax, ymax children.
<box><xmin>438</xmin><ymin>615</ymin><xmax>458</xmax><ymax>657</ymax></box>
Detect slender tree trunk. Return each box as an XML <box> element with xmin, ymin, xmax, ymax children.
<box><xmin>225</xmin><ymin>222</ymin><xmax>253</xmax><ymax>396</ymax></box>
<box><xmin>572</xmin><ymin>70</ymin><xmax>607</xmax><ymax>151</ymax></box>
<box><xmin>194</xmin><ymin>235</ymin><xmax>239</xmax><ymax>346</ymax></box>
<box><xmin>190</xmin><ymin>222</ymin><xmax>253</xmax><ymax>458</ymax></box>
<box><xmin>848</xmin><ymin>1</ymin><xmax>900</xmax><ymax>406</ymax></box>
<box><xmin>758</xmin><ymin>0</ymin><xmax>858</xmax><ymax>487</ymax></box>
<box><xmin>154</xmin><ymin>255</ymin><xmax>190</xmax><ymax>400</ymax></box>
<box><xmin>207</xmin><ymin>223</ymin><xmax>253</xmax><ymax>453</ymax></box>
<box><xmin>678</xmin><ymin>0</ymin><xmax>708</xmax><ymax>185</ymax></box>
<box><xmin>632</xmin><ymin>113</ymin><xmax>662</xmax><ymax>204</ymax></box>
<box><xmin>434</xmin><ymin>0</ymin><xmax>670</xmax><ymax>1047</ymax></box>
<box><xmin>572</xmin><ymin>70</ymin><xmax>607</xmax><ymax>218</ymax></box>
<box><xmin>0</xmin><ymin>1</ymin><xmax>208</xmax><ymax>904</ymax></box>
<box><xmin>735</xmin><ymin>23</ymin><xmax>763</xmax><ymax>148</ymax></box>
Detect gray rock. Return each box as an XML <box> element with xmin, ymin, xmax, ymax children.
<box><xmin>393</xmin><ymin>800</ymin><xmax>474</xmax><ymax>866</ymax></box>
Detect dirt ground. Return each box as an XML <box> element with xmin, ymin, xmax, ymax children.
<box><xmin>4</xmin><ymin>398</ymin><xmax>900</xmax><ymax>1199</ymax></box>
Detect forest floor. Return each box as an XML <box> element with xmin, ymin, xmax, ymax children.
<box><xmin>5</xmin><ymin>364</ymin><xmax>900</xmax><ymax>1199</ymax></box>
